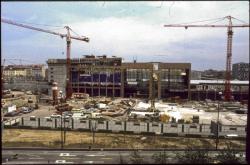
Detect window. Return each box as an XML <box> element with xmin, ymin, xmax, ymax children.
<box><xmin>229</xmin><ymin>127</ymin><xmax>237</xmax><ymax>131</ymax></box>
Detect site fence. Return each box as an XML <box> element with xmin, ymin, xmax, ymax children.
<box><xmin>4</xmin><ymin>117</ymin><xmax>246</xmax><ymax>138</ymax></box>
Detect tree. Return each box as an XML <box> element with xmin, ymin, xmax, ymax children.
<box><xmin>119</xmin><ymin>152</ymin><xmax>127</xmax><ymax>164</ymax></box>
<box><xmin>152</xmin><ymin>151</ymin><xmax>168</xmax><ymax>164</ymax></box>
<box><xmin>160</xmin><ymin>114</ymin><xmax>170</xmax><ymax>123</ymax></box>
<box><xmin>176</xmin><ymin>145</ymin><xmax>211</xmax><ymax>164</ymax></box>
<box><xmin>130</xmin><ymin>150</ymin><xmax>144</xmax><ymax>164</ymax></box>
<box><xmin>215</xmin><ymin>142</ymin><xmax>243</xmax><ymax>164</ymax></box>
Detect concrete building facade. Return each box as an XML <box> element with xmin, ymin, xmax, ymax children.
<box><xmin>47</xmin><ymin>55</ymin><xmax>191</xmax><ymax>100</ymax></box>
<box><xmin>3</xmin><ymin>64</ymin><xmax>46</xmax><ymax>81</ymax></box>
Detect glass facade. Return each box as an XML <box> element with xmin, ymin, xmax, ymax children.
<box><xmin>125</xmin><ymin>67</ymin><xmax>190</xmax><ymax>99</ymax></box>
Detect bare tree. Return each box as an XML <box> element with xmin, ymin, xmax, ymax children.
<box><xmin>119</xmin><ymin>152</ymin><xmax>127</xmax><ymax>164</ymax></box>
<box><xmin>152</xmin><ymin>150</ymin><xmax>168</xmax><ymax>164</ymax></box>
<box><xmin>176</xmin><ymin>145</ymin><xmax>211</xmax><ymax>164</ymax></box>
<box><xmin>130</xmin><ymin>149</ymin><xmax>144</xmax><ymax>164</ymax></box>
<box><xmin>215</xmin><ymin>142</ymin><xmax>243</xmax><ymax>164</ymax></box>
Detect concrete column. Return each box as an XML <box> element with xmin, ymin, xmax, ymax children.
<box><xmin>106</xmin><ymin>69</ymin><xmax>108</xmax><ymax>97</ymax></box>
<box><xmin>187</xmin><ymin>69</ymin><xmax>191</xmax><ymax>101</ymax></box>
<box><xmin>124</xmin><ymin>121</ymin><xmax>127</xmax><ymax>131</ymax></box>
<box><xmin>84</xmin><ymin>68</ymin><xmax>87</xmax><ymax>93</ymax></box>
<box><xmin>98</xmin><ymin>69</ymin><xmax>101</xmax><ymax>97</ymax></box>
<box><xmin>239</xmin><ymin>86</ymin><xmax>242</xmax><ymax>101</ymax></box>
<box><xmin>91</xmin><ymin>68</ymin><xmax>93</xmax><ymax>96</ymax></box>
<box><xmin>158</xmin><ymin>71</ymin><xmax>161</xmax><ymax>99</ymax></box>
<box><xmin>77</xmin><ymin>70</ymin><xmax>80</xmax><ymax>93</ymax></box>
<box><xmin>120</xmin><ymin>69</ymin><xmax>124</xmax><ymax>97</ymax></box>
<box><xmin>112</xmin><ymin>68</ymin><xmax>115</xmax><ymax>98</ymax></box>
<box><xmin>149</xmin><ymin>68</ymin><xmax>153</xmax><ymax>100</ymax></box>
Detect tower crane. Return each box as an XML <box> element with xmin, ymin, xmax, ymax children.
<box><xmin>164</xmin><ymin>16</ymin><xmax>249</xmax><ymax>101</ymax></box>
<box><xmin>1</xmin><ymin>18</ymin><xmax>89</xmax><ymax>99</ymax></box>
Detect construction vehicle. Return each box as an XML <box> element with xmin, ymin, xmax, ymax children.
<box><xmin>164</xmin><ymin>16</ymin><xmax>249</xmax><ymax>101</ymax></box>
<box><xmin>1</xmin><ymin>18</ymin><xmax>89</xmax><ymax>99</ymax></box>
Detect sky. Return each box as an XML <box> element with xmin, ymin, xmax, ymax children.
<box><xmin>1</xmin><ymin>1</ymin><xmax>249</xmax><ymax>70</ymax></box>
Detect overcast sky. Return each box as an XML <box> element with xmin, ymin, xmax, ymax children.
<box><xmin>1</xmin><ymin>1</ymin><xmax>249</xmax><ymax>70</ymax></box>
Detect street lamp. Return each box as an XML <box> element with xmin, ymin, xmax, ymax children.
<box><xmin>216</xmin><ymin>91</ymin><xmax>223</xmax><ymax>150</ymax></box>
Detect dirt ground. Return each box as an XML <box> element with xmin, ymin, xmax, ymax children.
<box><xmin>2</xmin><ymin>129</ymin><xmax>246</xmax><ymax>150</ymax></box>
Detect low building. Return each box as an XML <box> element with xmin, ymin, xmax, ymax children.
<box><xmin>190</xmin><ymin>80</ymin><xmax>249</xmax><ymax>101</ymax></box>
<box><xmin>3</xmin><ymin>65</ymin><xmax>28</xmax><ymax>77</ymax></box>
<box><xmin>201</xmin><ymin>69</ymin><xmax>225</xmax><ymax>80</ymax></box>
<box><xmin>3</xmin><ymin>64</ymin><xmax>46</xmax><ymax>81</ymax></box>
<box><xmin>191</xmin><ymin>70</ymin><xmax>202</xmax><ymax>80</ymax></box>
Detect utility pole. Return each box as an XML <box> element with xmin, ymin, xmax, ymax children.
<box><xmin>59</xmin><ymin>91</ymin><xmax>64</xmax><ymax>149</ymax></box>
<box><xmin>216</xmin><ymin>91</ymin><xmax>223</xmax><ymax>150</ymax></box>
<box><xmin>61</xmin><ymin>114</ymin><xmax>63</xmax><ymax>149</ymax></box>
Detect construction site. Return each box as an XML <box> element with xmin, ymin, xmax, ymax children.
<box><xmin>1</xmin><ymin>15</ymin><xmax>249</xmax><ymax>145</ymax></box>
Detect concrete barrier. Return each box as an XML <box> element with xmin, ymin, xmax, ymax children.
<box><xmin>16</xmin><ymin>117</ymin><xmax>246</xmax><ymax>137</ymax></box>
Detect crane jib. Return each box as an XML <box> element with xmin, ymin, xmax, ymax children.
<box><xmin>1</xmin><ymin>17</ymin><xmax>89</xmax><ymax>99</ymax></box>
<box><xmin>1</xmin><ymin>18</ymin><xmax>90</xmax><ymax>40</ymax></box>
<box><xmin>163</xmin><ymin>25</ymin><xmax>250</xmax><ymax>28</ymax></box>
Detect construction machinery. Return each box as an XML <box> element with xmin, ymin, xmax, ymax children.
<box><xmin>164</xmin><ymin>16</ymin><xmax>249</xmax><ymax>101</ymax></box>
<box><xmin>1</xmin><ymin>18</ymin><xmax>89</xmax><ymax>99</ymax></box>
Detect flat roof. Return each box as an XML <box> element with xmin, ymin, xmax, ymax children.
<box><xmin>191</xmin><ymin>80</ymin><xmax>249</xmax><ymax>85</ymax></box>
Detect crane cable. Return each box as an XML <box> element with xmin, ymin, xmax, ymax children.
<box><xmin>204</xmin><ymin>17</ymin><xmax>226</xmax><ymax>25</ymax></box>
<box><xmin>170</xmin><ymin>17</ymin><xmax>228</xmax><ymax>25</ymax></box>
<box><xmin>231</xmin><ymin>17</ymin><xmax>249</xmax><ymax>24</ymax></box>
<box><xmin>167</xmin><ymin>16</ymin><xmax>249</xmax><ymax>26</ymax></box>
<box><xmin>5</xmin><ymin>18</ymin><xmax>64</xmax><ymax>28</ymax></box>
<box><xmin>69</xmin><ymin>28</ymin><xmax>81</xmax><ymax>37</ymax></box>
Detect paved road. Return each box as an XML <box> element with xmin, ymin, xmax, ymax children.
<box><xmin>2</xmin><ymin>149</ymin><xmax>246</xmax><ymax>164</ymax></box>
<box><xmin>1</xmin><ymin>150</ymin><xmax>180</xmax><ymax>164</ymax></box>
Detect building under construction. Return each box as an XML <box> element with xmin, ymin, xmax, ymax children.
<box><xmin>47</xmin><ymin>55</ymin><xmax>191</xmax><ymax>99</ymax></box>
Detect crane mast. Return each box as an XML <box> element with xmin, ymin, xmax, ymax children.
<box><xmin>164</xmin><ymin>16</ymin><xmax>249</xmax><ymax>101</ymax></box>
<box><xmin>225</xmin><ymin>17</ymin><xmax>233</xmax><ymax>101</ymax></box>
<box><xmin>1</xmin><ymin>18</ymin><xmax>89</xmax><ymax>99</ymax></box>
<box><xmin>65</xmin><ymin>26</ymin><xmax>72</xmax><ymax>99</ymax></box>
